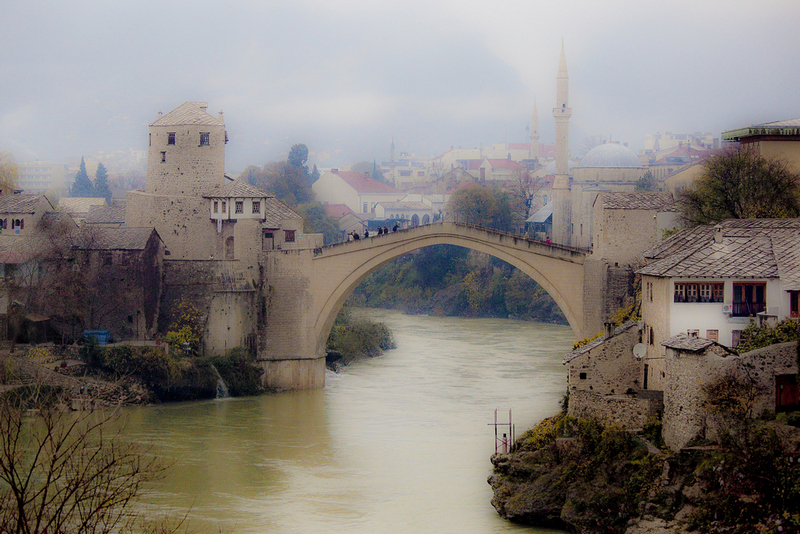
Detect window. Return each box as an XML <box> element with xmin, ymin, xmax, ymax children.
<box><xmin>284</xmin><ymin>230</ymin><xmax>295</xmax><ymax>243</ymax></box>
<box><xmin>221</xmin><ymin>201</ymin><xmax>226</xmax><ymax>213</ymax></box>
<box><xmin>400</xmin><ymin>170</ymin><xmax>412</xmax><ymax>177</ymax></box>
<box><xmin>706</xmin><ymin>329</ymin><xmax>718</xmax><ymax>342</ymax></box>
<box><xmin>213</xmin><ymin>201</ymin><xmax>218</xmax><ymax>213</ymax></box>
<box><xmin>417</xmin><ymin>171</ymin><xmax>424</xmax><ymax>177</ymax></box>
<box><xmin>168</xmin><ymin>132</ymin><xmax>176</xmax><ymax>145</ymax></box>
<box><xmin>235</xmin><ymin>201</ymin><xmax>244</xmax><ymax>214</ymax></box>
<box><xmin>647</xmin><ymin>282</ymin><xmax>653</xmax><ymax>302</ymax></box>
<box><xmin>200</xmin><ymin>132</ymin><xmax>210</xmax><ymax>146</ymax></box>
<box><xmin>579</xmin><ymin>372</ymin><xmax>587</xmax><ymax>380</ymax></box>
<box><xmin>790</xmin><ymin>291</ymin><xmax>799</xmax><ymax>318</ymax></box>
<box><xmin>731</xmin><ymin>330</ymin><xmax>742</xmax><ymax>347</ymax></box>
<box><xmin>674</xmin><ymin>282</ymin><xmax>724</xmax><ymax>303</ymax></box>
<box><xmin>363</xmin><ymin>203</ymin><xmax>368</xmax><ymax>213</ymax></box>
<box><xmin>252</xmin><ymin>201</ymin><xmax>260</xmax><ymax>214</ymax></box>
<box><xmin>732</xmin><ymin>282</ymin><xmax>766</xmax><ymax>316</ymax></box>
<box><xmin>161</xmin><ymin>151</ymin><xmax>166</xmax><ymax>163</ymax></box>
<box><xmin>648</xmin><ymin>326</ymin><xmax>654</xmax><ymax>345</ymax></box>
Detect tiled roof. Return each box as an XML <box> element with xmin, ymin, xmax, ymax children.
<box><xmin>637</xmin><ymin>218</ymin><xmax>800</xmax><ymax>286</ymax></box>
<box><xmin>485</xmin><ymin>159</ymin><xmax>523</xmax><ymax>170</ymax></box>
<box><xmin>564</xmin><ymin>322</ymin><xmax>638</xmax><ymax>363</ymax></box>
<box><xmin>151</xmin><ymin>101</ymin><xmax>223</xmax><ymax>127</ymax></box>
<box><xmin>0</xmin><ymin>194</ymin><xmax>48</xmax><ymax>214</ymax></box>
<box><xmin>601</xmin><ymin>192</ymin><xmax>676</xmax><ymax>211</ymax></box>
<box><xmin>324</xmin><ymin>204</ymin><xmax>355</xmax><ymax>218</ymax></box>
<box><xmin>661</xmin><ymin>333</ymin><xmax>718</xmax><ymax>352</ymax></box>
<box><xmin>262</xmin><ymin>197</ymin><xmax>302</xmax><ymax>227</ymax></box>
<box><xmin>85</xmin><ymin>204</ymin><xmax>125</xmax><ymax>224</ymax></box>
<box><xmin>59</xmin><ymin>197</ymin><xmax>106</xmax><ymax>214</ymax></box>
<box><xmin>205</xmin><ymin>179</ymin><xmax>272</xmax><ymax>199</ymax></box>
<box><xmin>334</xmin><ymin>171</ymin><xmax>400</xmax><ymax>194</ymax></box>
<box><xmin>77</xmin><ymin>227</ymin><xmax>159</xmax><ymax>250</ymax></box>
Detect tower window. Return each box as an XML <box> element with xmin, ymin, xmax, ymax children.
<box><xmin>161</xmin><ymin>151</ymin><xmax>166</xmax><ymax>163</ymax></box>
<box><xmin>200</xmin><ymin>132</ymin><xmax>210</xmax><ymax>146</ymax></box>
<box><xmin>168</xmin><ymin>132</ymin><xmax>176</xmax><ymax>145</ymax></box>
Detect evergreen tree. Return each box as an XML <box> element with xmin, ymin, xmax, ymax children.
<box><xmin>70</xmin><ymin>156</ymin><xmax>94</xmax><ymax>197</ymax></box>
<box><xmin>310</xmin><ymin>164</ymin><xmax>320</xmax><ymax>184</ymax></box>
<box><xmin>94</xmin><ymin>161</ymin><xmax>112</xmax><ymax>203</ymax></box>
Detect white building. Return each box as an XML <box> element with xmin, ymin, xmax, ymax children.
<box><xmin>637</xmin><ymin>218</ymin><xmax>800</xmax><ymax>390</ymax></box>
<box><xmin>313</xmin><ymin>170</ymin><xmax>404</xmax><ymax>217</ymax></box>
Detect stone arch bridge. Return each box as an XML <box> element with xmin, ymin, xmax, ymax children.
<box><xmin>260</xmin><ymin>222</ymin><xmax>608</xmax><ymax>390</ymax></box>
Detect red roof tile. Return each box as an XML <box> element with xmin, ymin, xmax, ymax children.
<box><xmin>334</xmin><ymin>171</ymin><xmax>400</xmax><ymax>194</ymax></box>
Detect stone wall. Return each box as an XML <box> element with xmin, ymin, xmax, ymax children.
<box><xmin>566</xmin><ymin>322</ymin><xmax>642</xmax><ymax>396</ymax></box>
<box><xmin>662</xmin><ymin>341</ymin><xmax>798</xmax><ymax>451</ymax></box>
<box><xmin>160</xmin><ymin>260</ymin><xmax>257</xmax><ymax>356</ymax></box>
<box><xmin>569</xmin><ymin>389</ymin><xmax>661</xmax><ymax>430</ymax></box>
<box><xmin>126</xmin><ymin>191</ymin><xmax>222</xmax><ymax>260</ymax></box>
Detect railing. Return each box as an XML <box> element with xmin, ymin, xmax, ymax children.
<box><xmin>731</xmin><ymin>301</ymin><xmax>766</xmax><ymax>317</ymax></box>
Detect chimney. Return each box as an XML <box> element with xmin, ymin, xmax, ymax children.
<box><xmin>199</xmin><ymin>103</ymin><xmax>208</xmax><ymax>112</ymax></box>
<box><xmin>157</xmin><ymin>111</ymin><xmax>162</xmax><ymax>119</ymax></box>
<box><xmin>713</xmin><ymin>224</ymin><xmax>723</xmax><ymax>244</ymax></box>
<box><xmin>218</xmin><ymin>111</ymin><xmax>224</xmax><ymax>124</ymax></box>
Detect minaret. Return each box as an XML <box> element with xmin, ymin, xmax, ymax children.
<box><xmin>529</xmin><ymin>98</ymin><xmax>540</xmax><ymax>159</ymax></box>
<box><xmin>390</xmin><ymin>136</ymin><xmax>395</xmax><ymax>163</ymax></box>
<box><xmin>551</xmin><ymin>41</ymin><xmax>572</xmax><ymax>245</ymax></box>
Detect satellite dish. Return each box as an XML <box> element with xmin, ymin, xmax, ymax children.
<box><xmin>633</xmin><ymin>343</ymin><xmax>646</xmax><ymax>360</ymax></box>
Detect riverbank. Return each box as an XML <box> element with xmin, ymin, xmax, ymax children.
<box><xmin>488</xmin><ymin>412</ymin><xmax>800</xmax><ymax>534</ymax></box>
<box><xmin>0</xmin><ymin>341</ymin><xmax>266</xmax><ymax>406</ymax></box>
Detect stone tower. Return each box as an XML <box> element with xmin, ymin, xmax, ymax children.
<box><xmin>552</xmin><ymin>41</ymin><xmax>572</xmax><ymax>246</ymax></box>
<box><xmin>529</xmin><ymin>98</ymin><xmax>540</xmax><ymax>159</ymax></box>
<box><xmin>145</xmin><ymin>101</ymin><xmax>226</xmax><ymax>197</ymax></box>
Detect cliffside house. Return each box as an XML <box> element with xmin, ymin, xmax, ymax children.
<box><xmin>636</xmin><ymin>218</ymin><xmax>800</xmax><ymax>392</ymax></box>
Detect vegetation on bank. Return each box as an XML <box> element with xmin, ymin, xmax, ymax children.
<box><xmin>325</xmin><ymin>305</ymin><xmax>396</xmax><ymax>369</ymax></box>
<box><xmin>490</xmin><ymin>373</ymin><xmax>800</xmax><ymax>534</ymax></box>
<box><xmin>349</xmin><ymin>245</ymin><xmax>567</xmax><ymax>324</ymax></box>
<box><xmin>82</xmin><ymin>339</ymin><xmax>264</xmax><ymax>401</ymax></box>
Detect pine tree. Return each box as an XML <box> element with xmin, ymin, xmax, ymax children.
<box><xmin>71</xmin><ymin>156</ymin><xmax>94</xmax><ymax>197</ymax></box>
<box><xmin>94</xmin><ymin>161</ymin><xmax>111</xmax><ymax>203</ymax></box>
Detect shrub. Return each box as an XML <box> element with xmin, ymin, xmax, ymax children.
<box><xmin>202</xmin><ymin>347</ymin><xmax>263</xmax><ymax>397</ymax></box>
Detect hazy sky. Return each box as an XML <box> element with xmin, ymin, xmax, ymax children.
<box><xmin>3</xmin><ymin>0</ymin><xmax>799</xmax><ymax>173</ymax></box>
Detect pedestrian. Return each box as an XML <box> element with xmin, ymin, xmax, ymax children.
<box><xmin>364</xmin><ymin>229</ymin><xmax>370</xmax><ymax>238</ymax></box>
<box><xmin>546</xmin><ymin>236</ymin><xmax>551</xmax><ymax>245</ymax></box>
<box><xmin>393</xmin><ymin>223</ymin><xmax>399</xmax><ymax>232</ymax></box>
<box><xmin>353</xmin><ymin>232</ymin><xmax>360</xmax><ymax>240</ymax></box>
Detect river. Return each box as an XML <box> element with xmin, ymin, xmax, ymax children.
<box><xmin>125</xmin><ymin>309</ymin><xmax>574</xmax><ymax>533</ymax></box>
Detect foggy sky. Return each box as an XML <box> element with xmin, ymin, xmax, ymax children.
<box><xmin>2</xmin><ymin>0</ymin><xmax>799</xmax><ymax>173</ymax></box>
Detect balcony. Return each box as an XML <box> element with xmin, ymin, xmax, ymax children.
<box><xmin>731</xmin><ymin>301</ymin><xmax>766</xmax><ymax>317</ymax></box>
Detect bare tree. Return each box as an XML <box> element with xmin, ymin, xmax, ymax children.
<box><xmin>0</xmin><ymin>382</ymin><xmax>183</xmax><ymax>533</ymax></box>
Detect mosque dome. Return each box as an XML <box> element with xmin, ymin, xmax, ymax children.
<box><xmin>578</xmin><ymin>143</ymin><xmax>642</xmax><ymax>168</ymax></box>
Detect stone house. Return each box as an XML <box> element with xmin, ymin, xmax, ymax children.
<box><xmin>661</xmin><ymin>335</ymin><xmax>798</xmax><ymax>450</ymax></box>
<box><xmin>591</xmin><ymin>191</ymin><xmax>679</xmax><ymax>266</ymax></box>
<box><xmin>67</xmin><ymin>227</ymin><xmax>165</xmax><ymax>339</ymax></box>
<box><xmin>58</xmin><ymin>197</ymin><xmax>107</xmax><ymax>226</ymax></box>
<box><xmin>636</xmin><ymin>218</ymin><xmax>800</xmax><ymax>391</ymax></box>
<box><xmin>0</xmin><ymin>193</ymin><xmax>54</xmax><ymax>237</ymax></box>
<box><xmin>565</xmin><ymin>321</ymin><xmax>663</xmax><ymax>430</ymax></box>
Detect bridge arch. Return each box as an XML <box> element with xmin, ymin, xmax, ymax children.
<box><xmin>310</xmin><ymin>223</ymin><xmax>589</xmax><ymax>358</ymax></box>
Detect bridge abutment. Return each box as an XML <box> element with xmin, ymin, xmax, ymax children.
<box><xmin>258</xmin><ymin>250</ymin><xmax>327</xmax><ymax>389</ymax></box>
